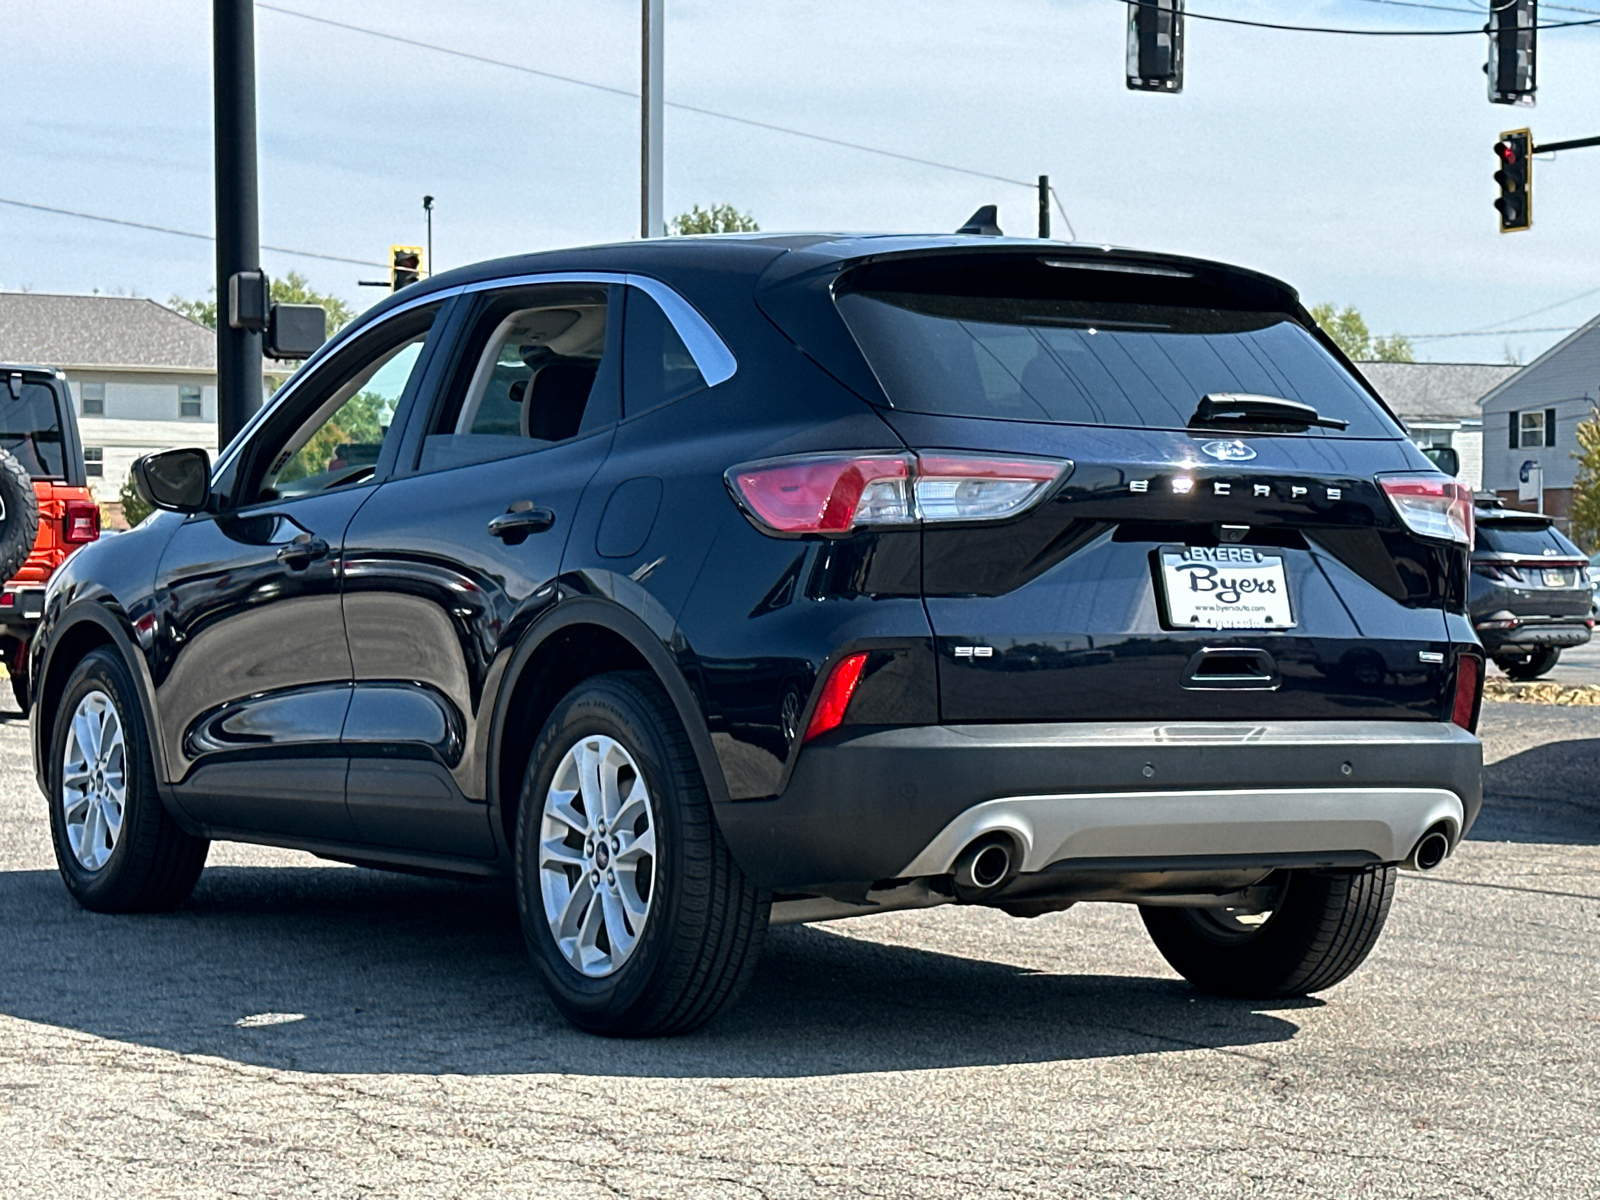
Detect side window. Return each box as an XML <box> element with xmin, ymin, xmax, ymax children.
<box><xmin>420</xmin><ymin>284</ymin><xmax>619</xmax><ymax>472</ymax></box>
<box><xmin>623</xmin><ymin>288</ymin><xmax>707</xmax><ymax>417</ymax></box>
<box><xmin>246</xmin><ymin>308</ymin><xmax>438</xmax><ymax>504</ymax></box>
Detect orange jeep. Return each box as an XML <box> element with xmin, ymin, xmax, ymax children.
<box><xmin>1</xmin><ymin>366</ymin><xmax>101</xmax><ymax>712</ymax></box>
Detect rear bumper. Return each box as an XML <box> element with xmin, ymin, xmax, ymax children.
<box><xmin>714</xmin><ymin>720</ymin><xmax>1483</xmax><ymax>890</ymax></box>
<box><xmin>1478</xmin><ymin>621</ymin><xmax>1590</xmax><ymax>654</ymax></box>
<box><xmin>0</xmin><ymin>586</ymin><xmax>44</xmax><ymax>633</ymax></box>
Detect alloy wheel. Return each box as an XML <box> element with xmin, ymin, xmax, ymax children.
<box><xmin>61</xmin><ymin>689</ymin><xmax>127</xmax><ymax>871</ymax></box>
<box><xmin>538</xmin><ymin>734</ymin><xmax>657</xmax><ymax>977</ymax></box>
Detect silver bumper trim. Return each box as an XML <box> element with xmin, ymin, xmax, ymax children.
<box><xmin>897</xmin><ymin>787</ymin><xmax>1466</xmax><ymax>877</ymax></box>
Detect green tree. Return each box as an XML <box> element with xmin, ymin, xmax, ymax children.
<box><xmin>668</xmin><ymin>204</ymin><xmax>760</xmax><ymax>236</ymax></box>
<box><xmin>1568</xmin><ymin>408</ymin><xmax>1600</xmax><ymax>552</ymax></box>
<box><xmin>168</xmin><ymin>271</ymin><xmax>357</xmax><ymax>334</ymax></box>
<box><xmin>1309</xmin><ymin>303</ymin><xmax>1414</xmax><ymax>363</ymax></box>
<box><xmin>117</xmin><ymin>472</ymin><xmax>152</xmax><ymax>527</ymax></box>
<box><xmin>275</xmin><ymin>389</ymin><xmax>390</xmax><ymax>486</ymax></box>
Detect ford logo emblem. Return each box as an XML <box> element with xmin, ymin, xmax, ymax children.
<box><xmin>1200</xmin><ymin>439</ymin><xmax>1257</xmax><ymax>462</ymax></box>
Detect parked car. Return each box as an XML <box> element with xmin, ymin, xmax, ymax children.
<box><xmin>1470</xmin><ymin>500</ymin><xmax>1592</xmax><ymax>680</ymax></box>
<box><xmin>30</xmin><ymin>235</ymin><xmax>1483</xmax><ymax>1036</ymax></box>
<box><xmin>0</xmin><ymin>365</ymin><xmax>100</xmax><ymax>711</ymax></box>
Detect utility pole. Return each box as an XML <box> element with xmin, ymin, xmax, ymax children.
<box><xmin>641</xmin><ymin>0</ymin><xmax>663</xmax><ymax>239</ymax></box>
<box><xmin>423</xmin><ymin>195</ymin><xmax>434</xmax><ymax>276</ymax></box>
<box><xmin>1038</xmin><ymin>175</ymin><xmax>1050</xmax><ymax>239</ymax></box>
<box><xmin>213</xmin><ymin>0</ymin><xmax>262</xmax><ymax>449</ymax></box>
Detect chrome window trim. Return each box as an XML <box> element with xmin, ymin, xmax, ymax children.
<box><xmin>212</xmin><ymin>271</ymin><xmax>735</xmax><ymax>479</ymax></box>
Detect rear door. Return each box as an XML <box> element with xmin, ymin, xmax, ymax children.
<box><xmin>825</xmin><ymin>251</ymin><xmax>1463</xmax><ymax>724</ymax></box>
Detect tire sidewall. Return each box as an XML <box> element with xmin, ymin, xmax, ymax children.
<box><xmin>48</xmin><ymin>648</ymin><xmax>154</xmax><ymax>906</ymax></box>
<box><xmin>515</xmin><ymin>677</ymin><xmax>689</xmax><ymax>1028</ymax></box>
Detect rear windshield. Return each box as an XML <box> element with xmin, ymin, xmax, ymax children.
<box><xmin>0</xmin><ymin>381</ymin><xmax>66</xmax><ymax>478</ymax></box>
<box><xmin>1476</xmin><ymin>520</ymin><xmax>1582</xmax><ymax>557</ymax></box>
<box><xmin>835</xmin><ymin>290</ymin><xmax>1400</xmax><ymax>438</ymax></box>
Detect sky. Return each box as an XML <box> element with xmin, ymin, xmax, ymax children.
<box><xmin>4</xmin><ymin>0</ymin><xmax>1600</xmax><ymax>364</ymax></box>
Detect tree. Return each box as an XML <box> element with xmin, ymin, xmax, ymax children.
<box><xmin>117</xmin><ymin>472</ymin><xmax>152</xmax><ymax>528</ymax></box>
<box><xmin>1568</xmin><ymin>408</ymin><xmax>1600</xmax><ymax>553</ymax></box>
<box><xmin>1309</xmin><ymin>303</ymin><xmax>1414</xmax><ymax>363</ymax></box>
<box><xmin>168</xmin><ymin>271</ymin><xmax>357</xmax><ymax>334</ymax></box>
<box><xmin>668</xmin><ymin>204</ymin><xmax>760</xmax><ymax>236</ymax></box>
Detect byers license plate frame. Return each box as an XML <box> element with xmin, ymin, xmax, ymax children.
<box><xmin>1155</xmin><ymin>545</ymin><xmax>1295</xmax><ymax>631</ymax></box>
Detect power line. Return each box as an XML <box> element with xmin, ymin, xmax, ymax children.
<box><xmin>0</xmin><ymin>195</ymin><xmax>386</xmax><ymax>267</ymax></box>
<box><xmin>1464</xmin><ymin>286</ymin><xmax>1600</xmax><ymax>333</ymax></box>
<box><xmin>1400</xmin><ymin>325</ymin><xmax>1578</xmax><ymax>340</ymax></box>
<box><xmin>254</xmin><ymin>4</ymin><xmax>1065</xmax><ymax>205</ymax></box>
<box><xmin>1122</xmin><ymin>0</ymin><xmax>1600</xmax><ymax>35</ymax></box>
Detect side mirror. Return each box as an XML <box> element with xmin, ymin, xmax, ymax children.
<box><xmin>132</xmin><ymin>448</ymin><xmax>212</xmax><ymax>514</ymax></box>
<box><xmin>1422</xmin><ymin>445</ymin><xmax>1461</xmax><ymax>477</ymax></box>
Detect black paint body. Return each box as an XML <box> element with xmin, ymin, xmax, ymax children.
<box><xmin>30</xmin><ymin>235</ymin><xmax>1481</xmax><ymax>888</ymax></box>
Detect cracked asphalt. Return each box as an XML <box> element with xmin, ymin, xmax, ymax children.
<box><xmin>1</xmin><ymin>700</ymin><xmax>1597</xmax><ymax>1199</ymax></box>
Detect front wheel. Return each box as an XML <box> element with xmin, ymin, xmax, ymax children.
<box><xmin>1496</xmin><ymin>648</ymin><xmax>1561</xmax><ymax>681</ymax></box>
<box><xmin>48</xmin><ymin>648</ymin><xmax>209</xmax><ymax>912</ymax></box>
<box><xmin>515</xmin><ymin>672</ymin><xmax>769</xmax><ymax>1037</ymax></box>
<box><xmin>1140</xmin><ymin>866</ymin><xmax>1396</xmax><ymax>998</ymax></box>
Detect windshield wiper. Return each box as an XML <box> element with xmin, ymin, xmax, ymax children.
<box><xmin>1189</xmin><ymin>393</ymin><xmax>1349</xmax><ymax>431</ymax></box>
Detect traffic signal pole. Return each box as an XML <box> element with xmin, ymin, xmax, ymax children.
<box><xmin>641</xmin><ymin>0</ymin><xmax>663</xmax><ymax>239</ymax></box>
<box><xmin>213</xmin><ymin>0</ymin><xmax>263</xmax><ymax>450</ymax></box>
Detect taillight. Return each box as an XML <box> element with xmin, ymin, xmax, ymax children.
<box><xmin>727</xmin><ymin>451</ymin><xmax>1068</xmax><ymax>536</ymax></box>
<box><xmin>1377</xmin><ymin>474</ymin><xmax>1473</xmax><ymax>545</ymax></box>
<box><xmin>63</xmin><ymin>499</ymin><xmax>100</xmax><ymax>544</ymax></box>
<box><xmin>1451</xmin><ymin>654</ymin><xmax>1481</xmax><ymax>731</ymax></box>
<box><xmin>804</xmin><ymin>652</ymin><xmax>870</xmax><ymax>742</ymax></box>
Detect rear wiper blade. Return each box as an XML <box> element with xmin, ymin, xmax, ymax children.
<box><xmin>1189</xmin><ymin>392</ymin><xmax>1349</xmax><ymax>431</ymax></box>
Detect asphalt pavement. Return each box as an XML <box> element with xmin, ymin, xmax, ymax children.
<box><xmin>1489</xmin><ymin>636</ymin><xmax>1600</xmax><ymax>687</ymax></box>
<box><xmin>1</xmin><ymin>698</ymin><xmax>1596</xmax><ymax>1198</ymax></box>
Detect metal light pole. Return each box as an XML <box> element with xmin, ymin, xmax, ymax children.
<box><xmin>213</xmin><ymin>0</ymin><xmax>263</xmax><ymax>450</ymax></box>
<box><xmin>423</xmin><ymin>195</ymin><xmax>434</xmax><ymax>276</ymax></box>
<box><xmin>641</xmin><ymin>0</ymin><xmax>664</xmax><ymax>238</ymax></box>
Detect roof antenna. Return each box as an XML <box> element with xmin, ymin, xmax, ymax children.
<box><xmin>956</xmin><ymin>205</ymin><xmax>1002</xmax><ymax>236</ymax></box>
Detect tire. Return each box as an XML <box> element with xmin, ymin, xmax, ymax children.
<box><xmin>1140</xmin><ymin>866</ymin><xmax>1396</xmax><ymax>998</ymax></box>
<box><xmin>0</xmin><ymin>447</ymin><xmax>40</xmax><ymax>583</ymax></box>
<box><xmin>515</xmin><ymin>671</ymin><xmax>769</xmax><ymax>1037</ymax></box>
<box><xmin>1497</xmin><ymin>648</ymin><xmax>1561</xmax><ymax>681</ymax></box>
<box><xmin>47</xmin><ymin>648</ymin><xmax>209</xmax><ymax>912</ymax></box>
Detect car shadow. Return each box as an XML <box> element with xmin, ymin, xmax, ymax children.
<box><xmin>1475</xmin><ymin>737</ymin><xmax>1600</xmax><ymax>846</ymax></box>
<box><xmin>0</xmin><ymin>865</ymin><xmax>1308</xmax><ymax>1078</ymax></box>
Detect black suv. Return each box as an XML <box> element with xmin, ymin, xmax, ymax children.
<box><xmin>1470</xmin><ymin>500</ymin><xmax>1591</xmax><ymax>679</ymax></box>
<box><xmin>31</xmin><ymin>237</ymin><xmax>1483</xmax><ymax>1036</ymax></box>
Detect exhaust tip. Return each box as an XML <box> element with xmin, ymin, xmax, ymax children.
<box><xmin>952</xmin><ymin>835</ymin><xmax>1017</xmax><ymax>901</ymax></box>
<box><xmin>1406</xmin><ymin>825</ymin><xmax>1452</xmax><ymax>872</ymax></box>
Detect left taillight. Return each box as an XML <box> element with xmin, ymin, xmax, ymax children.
<box><xmin>1377</xmin><ymin>474</ymin><xmax>1474</xmax><ymax>546</ymax></box>
<box><xmin>726</xmin><ymin>451</ymin><xmax>1068</xmax><ymax>536</ymax></box>
<box><xmin>63</xmin><ymin>499</ymin><xmax>100</xmax><ymax>544</ymax></box>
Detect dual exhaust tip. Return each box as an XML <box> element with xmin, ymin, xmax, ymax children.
<box><xmin>952</xmin><ymin>834</ymin><xmax>1018</xmax><ymax>902</ymax></box>
<box><xmin>1405</xmin><ymin>824</ymin><xmax>1454</xmax><ymax>873</ymax></box>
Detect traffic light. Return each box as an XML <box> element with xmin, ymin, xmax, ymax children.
<box><xmin>1493</xmin><ymin>130</ymin><xmax>1532</xmax><ymax>233</ymax></box>
<box><xmin>1487</xmin><ymin>0</ymin><xmax>1536</xmax><ymax>106</ymax></box>
<box><xmin>390</xmin><ymin>245</ymin><xmax>424</xmax><ymax>291</ymax></box>
<box><xmin>1126</xmin><ymin>0</ymin><xmax>1183</xmax><ymax>93</ymax></box>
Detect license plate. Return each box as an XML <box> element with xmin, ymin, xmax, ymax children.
<box><xmin>1543</xmin><ymin>569</ymin><xmax>1570</xmax><ymax>588</ymax></box>
<box><xmin>1157</xmin><ymin>546</ymin><xmax>1294</xmax><ymax>630</ymax></box>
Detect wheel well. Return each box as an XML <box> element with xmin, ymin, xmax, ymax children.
<box><xmin>37</xmin><ymin>620</ymin><xmax>116</xmax><ymax>754</ymax></box>
<box><xmin>496</xmin><ymin>623</ymin><xmax>653</xmax><ymax>848</ymax></box>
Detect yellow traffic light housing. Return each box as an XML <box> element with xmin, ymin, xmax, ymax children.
<box><xmin>390</xmin><ymin>245</ymin><xmax>424</xmax><ymax>290</ymax></box>
<box><xmin>1493</xmin><ymin>129</ymin><xmax>1532</xmax><ymax>233</ymax></box>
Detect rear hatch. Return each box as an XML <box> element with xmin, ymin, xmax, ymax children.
<box><xmin>787</xmin><ymin>248</ymin><xmax>1468</xmax><ymax>724</ymax></box>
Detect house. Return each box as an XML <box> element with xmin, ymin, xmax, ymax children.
<box><xmin>1355</xmin><ymin>361</ymin><xmax>1519</xmax><ymax>494</ymax></box>
<box><xmin>0</xmin><ymin>292</ymin><xmax>242</xmax><ymax>516</ymax></box>
<box><xmin>1475</xmin><ymin>313</ymin><xmax>1600</xmax><ymax>527</ymax></box>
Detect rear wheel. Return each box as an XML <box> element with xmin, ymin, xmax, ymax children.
<box><xmin>516</xmin><ymin>671</ymin><xmax>768</xmax><ymax>1036</ymax></box>
<box><xmin>1140</xmin><ymin>866</ymin><xmax>1396</xmax><ymax>998</ymax></box>
<box><xmin>48</xmin><ymin>649</ymin><xmax>209</xmax><ymax>912</ymax></box>
<box><xmin>1496</xmin><ymin>648</ymin><xmax>1561</xmax><ymax>681</ymax></box>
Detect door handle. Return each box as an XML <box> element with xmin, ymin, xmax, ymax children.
<box><xmin>275</xmin><ymin>533</ymin><xmax>330</xmax><ymax>567</ymax></box>
<box><xmin>488</xmin><ymin>504</ymin><xmax>555</xmax><ymax>544</ymax></box>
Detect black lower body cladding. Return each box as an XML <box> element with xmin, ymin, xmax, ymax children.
<box><xmin>713</xmin><ymin>720</ymin><xmax>1482</xmax><ymax>891</ymax></box>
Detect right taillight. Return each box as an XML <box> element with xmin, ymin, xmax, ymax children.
<box><xmin>1451</xmin><ymin>653</ymin><xmax>1481</xmax><ymax>731</ymax></box>
<box><xmin>1377</xmin><ymin>474</ymin><xmax>1474</xmax><ymax>545</ymax></box>
<box><xmin>726</xmin><ymin>451</ymin><xmax>1069</xmax><ymax>536</ymax></box>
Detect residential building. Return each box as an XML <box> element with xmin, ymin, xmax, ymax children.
<box><xmin>1355</xmin><ymin>361</ymin><xmax>1518</xmax><ymax>494</ymax></box>
<box><xmin>1477</xmin><ymin>313</ymin><xmax>1600</xmax><ymax>527</ymax></box>
<box><xmin>0</xmin><ymin>292</ymin><xmax>248</xmax><ymax>518</ymax></box>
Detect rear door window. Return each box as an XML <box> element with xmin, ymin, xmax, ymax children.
<box><xmin>835</xmin><ymin>290</ymin><xmax>1399</xmax><ymax>438</ymax></box>
<box><xmin>0</xmin><ymin>379</ymin><xmax>67</xmax><ymax>478</ymax></box>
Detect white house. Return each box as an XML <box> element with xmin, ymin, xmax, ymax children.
<box><xmin>1354</xmin><ymin>361</ymin><xmax>1518</xmax><ymax>494</ymax></box>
